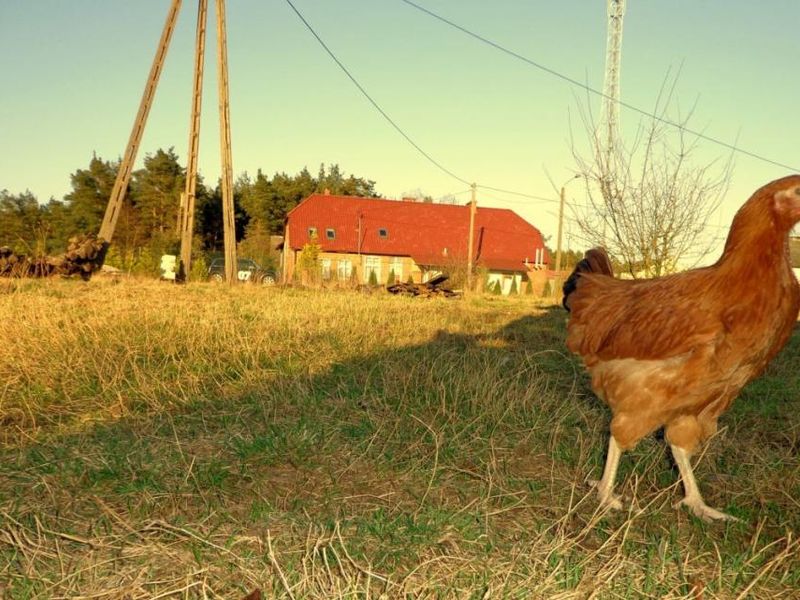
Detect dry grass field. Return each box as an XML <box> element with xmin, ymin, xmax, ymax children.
<box><xmin>1</xmin><ymin>278</ymin><xmax>798</xmax><ymax>599</ymax></box>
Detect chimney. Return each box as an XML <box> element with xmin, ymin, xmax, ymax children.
<box><xmin>324</xmin><ymin>188</ymin><xmax>330</xmax><ymax>196</ymax></box>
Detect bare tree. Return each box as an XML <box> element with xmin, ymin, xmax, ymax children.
<box><xmin>569</xmin><ymin>74</ymin><xmax>734</xmax><ymax>278</ymax></box>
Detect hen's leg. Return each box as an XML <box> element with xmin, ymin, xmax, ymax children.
<box><xmin>670</xmin><ymin>444</ymin><xmax>737</xmax><ymax>522</ymax></box>
<box><xmin>591</xmin><ymin>435</ymin><xmax>623</xmax><ymax>510</ymax></box>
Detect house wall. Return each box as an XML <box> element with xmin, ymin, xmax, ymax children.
<box><xmin>485</xmin><ymin>272</ymin><xmax>527</xmax><ymax>295</ymax></box>
<box><xmin>284</xmin><ymin>250</ymin><xmax>424</xmax><ymax>285</ymax></box>
<box><xmin>283</xmin><ymin>245</ymin><xmax>546</xmax><ymax>295</ymax></box>
<box><xmin>525</xmin><ymin>270</ymin><xmax>552</xmax><ymax>296</ymax></box>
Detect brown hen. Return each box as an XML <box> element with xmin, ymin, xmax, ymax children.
<box><xmin>562</xmin><ymin>175</ymin><xmax>800</xmax><ymax>521</ymax></box>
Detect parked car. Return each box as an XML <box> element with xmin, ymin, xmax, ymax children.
<box><xmin>207</xmin><ymin>258</ymin><xmax>276</xmax><ymax>285</ymax></box>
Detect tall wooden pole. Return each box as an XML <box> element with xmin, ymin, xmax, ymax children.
<box><xmin>555</xmin><ymin>175</ymin><xmax>579</xmax><ymax>295</ymax></box>
<box><xmin>555</xmin><ymin>185</ymin><xmax>565</xmax><ymax>278</ymax></box>
<box><xmin>466</xmin><ymin>182</ymin><xmax>477</xmax><ymax>292</ymax></box>
<box><xmin>179</xmin><ymin>0</ymin><xmax>209</xmax><ymax>279</ymax></box>
<box><xmin>216</xmin><ymin>0</ymin><xmax>237</xmax><ymax>284</ymax></box>
<box><xmin>98</xmin><ymin>0</ymin><xmax>183</xmax><ymax>253</ymax></box>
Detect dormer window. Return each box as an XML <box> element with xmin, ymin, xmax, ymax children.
<box><xmin>325</xmin><ymin>228</ymin><xmax>336</xmax><ymax>240</ymax></box>
<box><xmin>378</xmin><ymin>228</ymin><xmax>388</xmax><ymax>239</ymax></box>
<box><xmin>308</xmin><ymin>227</ymin><xmax>317</xmax><ymax>238</ymax></box>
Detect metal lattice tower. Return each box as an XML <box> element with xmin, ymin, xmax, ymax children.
<box><xmin>602</xmin><ymin>0</ymin><xmax>626</xmax><ymax>160</ymax></box>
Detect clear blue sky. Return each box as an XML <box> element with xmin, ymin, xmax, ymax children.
<box><xmin>1</xmin><ymin>0</ymin><xmax>798</xmax><ymax>255</ymax></box>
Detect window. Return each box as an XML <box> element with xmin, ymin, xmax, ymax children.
<box><xmin>388</xmin><ymin>257</ymin><xmax>403</xmax><ymax>282</ymax></box>
<box><xmin>378</xmin><ymin>228</ymin><xmax>388</xmax><ymax>239</ymax></box>
<box><xmin>363</xmin><ymin>255</ymin><xmax>381</xmax><ymax>284</ymax></box>
<box><xmin>326</xmin><ymin>228</ymin><xmax>336</xmax><ymax>240</ymax></box>
<box><xmin>307</xmin><ymin>227</ymin><xmax>317</xmax><ymax>239</ymax></box>
<box><xmin>337</xmin><ymin>259</ymin><xmax>352</xmax><ymax>280</ymax></box>
<box><xmin>321</xmin><ymin>258</ymin><xmax>332</xmax><ymax>280</ymax></box>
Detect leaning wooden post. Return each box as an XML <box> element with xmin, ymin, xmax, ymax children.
<box><xmin>97</xmin><ymin>0</ymin><xmax>183</xmax><ymax>265</ymax></box>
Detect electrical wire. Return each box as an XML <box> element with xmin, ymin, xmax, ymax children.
<box><xmin>284</xmin><ymin>0</ymin><xmax>565</xmax><ymax>204</ymax></box>
<box><xmin>399</xmin><ymin>0</ymin><xmax>800</xmax><ymax>173</ymax></box>
<box><xmin>477</xmin><ymin>184</ymin><xmax>558</xmax><ymax>204</ymax></box>
<box><xmin>284</xmin><ymin>0</ymin><xmax>471</xmax><ymax>186</ymax></box>
<box><xmin>283</xmin><ymin>0</ymin><xmax>743</xmax><ymax>240</ymax></box>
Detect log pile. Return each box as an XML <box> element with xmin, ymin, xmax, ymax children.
<box><xmin>386</xmin><ymin>274</ymin><xmax>460</xmax><ymax>298</ymax></box>
<box><xmin>0</xmin><ymin>234</ymin><xmax>105</xmax><ymax>280</ymax></box>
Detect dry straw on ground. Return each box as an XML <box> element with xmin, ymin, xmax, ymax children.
<box><xmin>1</xmin><ymin>278</ymin><xmax>798</xmax><ymax>598</ymax></box>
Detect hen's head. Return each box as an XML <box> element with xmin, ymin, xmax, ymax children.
<box><xmin>770</xmin><ymin>174</ymin><xmax>800</xmax><ymax>229</ymax></box>
<box><xmin>730</xmin><ymin>175</ymin><xmax>800</xmax><ymax>240</ymax></box>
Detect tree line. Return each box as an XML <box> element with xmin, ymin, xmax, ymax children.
<box><xmin>0</xmin><ymin>149</ymin><xmax>378</xmax><ymax>277</ymax></box>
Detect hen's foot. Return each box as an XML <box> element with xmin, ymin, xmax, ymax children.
<box><xmin>589</xmin><ymin>479</ymin><xmax>623</xmax><ymax>511</ymax></box>
<box><xmin>674</xmin><ymin>497</ymin><xmax>738</xmax><ymax>522</ymax></box>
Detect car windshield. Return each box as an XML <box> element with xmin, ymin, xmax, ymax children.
<box><xmin>211</xmin><ymin>259</ymin><xmax>260</xmax><ymax>269</ymax></box>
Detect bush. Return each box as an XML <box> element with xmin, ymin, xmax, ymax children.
<box><xmin>368</xmin><ymin>270</ymin><xmax>378</xmax><ymax>286</ymax></box>
<box><xmin>509</xmin><ymin>278</ymin><xmax>518</xmax><ymax>295</ymax></box>
<box><xmin>132</xmin><ymin>246</ymin><xmax>159</xmax><ymax>277</ymax></box>
<box><xmin>298</xmin><ymin>234</ymin><xmax>322</xmax><ymax>285</ymax></box>
<box><xmin>387</xmin><ymin>269</ymin><xmax>396</xmax><ymax>285</ymax></box>
<box><xmin>525</xmin><ymin>279</ymin><xmax>533</xmax><ymax>295</ymax></box>
<box><xmin>190</xmin><ymin>255</ymin><xmax>208</xmax><ymax>282</ymax></box>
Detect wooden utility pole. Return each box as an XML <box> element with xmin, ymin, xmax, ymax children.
<box><xmin>555</xmin><ymin>185</ymin><xmax>565</xmax><ymax>278</ymax></box>
<box><xmin>97</xmin><ymin>0</ymin><xmax>238</xmax><ymax>283</ymax></box>
<box><xmin>179</xmin><ymin>0</ymin><xmax>209</xmax><ymax>279</ymax></box>
<box><xmin>98</xmin><ymin>0</ymin><xmax>183</xmax><ymax>252</ymax></box>
<box><xmin>555</xmin><ymin>175</ymin><xmax>580</xmax><ymax>295</ymax></box>
<box><xmin>216</xmin><ymin>0</ymin><xmax>237</xmax><ymax>284</ymax></box>
<box><xmin>466</xmin><ymin>182</ymin><xmax>477</xmax><ymax>292</ymax></box>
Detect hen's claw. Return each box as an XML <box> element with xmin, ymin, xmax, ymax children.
<box><xmin>589</xmin><ymin>479</ymin><xmax>623</xmax><ymax>511</ymax></box>
<box><xmin>674</xmin><ymin>497</ymin><xmax>738</xmax><ymax>522</ymax></box>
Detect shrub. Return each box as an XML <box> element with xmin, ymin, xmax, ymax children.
<box><xmin>190</xmin><ymin>255</ymin><xmax>208</xmax><ymax>282</ymax></box>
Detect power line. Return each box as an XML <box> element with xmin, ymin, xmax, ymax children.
<box><xmin>478</xmin><ymin>184</ymin><xmax>558</xmax><ymax>204</ymax></box>
<box><xmin>283</xmin><ymin>0</ymin><xmax>740</xmax><ymax>238</ymax></box>
<box><xmin>284</xmin><ymin>0</ymin><xmax>559</xmax><ymax>203</ymax></box>
<box><xmin>284</xmin><ymin>0</ymin><xmax>471</xmax><ymax>187</ymax></box>
<box><xmin>398</xmin><ymin>0</ymin><xmax>800</xmax><ymax>173</ymax></box>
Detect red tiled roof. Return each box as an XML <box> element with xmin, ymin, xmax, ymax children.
<box><xmin>286</xmin><ymin>194</ymin><xmax>550</xmax><ymax>272</ymax></box>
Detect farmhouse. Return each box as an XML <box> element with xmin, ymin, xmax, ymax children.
<box><xmin>281</xmin><ymin>192</ymin><xmax>550</xmax><ymax>293</ymax></box>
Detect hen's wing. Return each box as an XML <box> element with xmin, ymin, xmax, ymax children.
<box><xmin>566</xmin><ymin>270</ymin><xmax>726</xmax><ymax>362</ymax></box>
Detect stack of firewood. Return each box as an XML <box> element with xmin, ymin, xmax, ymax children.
<box><xmin>0</xmin><ymin>247</ymin><xmax>24</xmax><ymax>277</ymax></box>
<box><xmin>0</xmin><ymin>234</ymin><xmax>105</xmax><ymax>279</ymax></box>
<box><xmin>386</xmin><ymin>274</ymin><xmax>460</xmax><ymax>298</ymax></box>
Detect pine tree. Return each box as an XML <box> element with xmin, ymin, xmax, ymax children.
<box><xmin>491</xmin><ymin>280</ymin><xmax>502</xmax><ymax>295</ymax></box>
<box><xmin>525</xmin><ymin>279</ymin><xmax>533</xmax><ymax>295</ymax></box>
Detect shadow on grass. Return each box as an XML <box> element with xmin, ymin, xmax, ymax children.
<box><xmin>2</xmin><ymin>301</ymin><xmax>800</xmax><ymax>597</ymax></box>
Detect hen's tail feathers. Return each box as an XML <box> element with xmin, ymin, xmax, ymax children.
<box><xmin>562</xmin><ymin>247</ymin><xmax>614</xmax><ymax>312</ymax></box>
